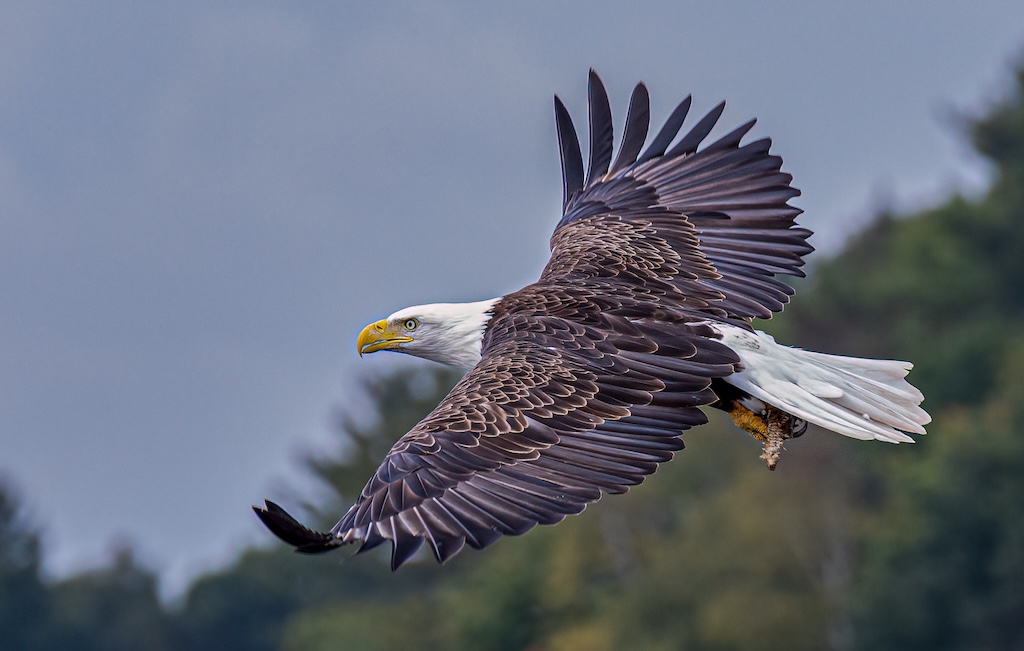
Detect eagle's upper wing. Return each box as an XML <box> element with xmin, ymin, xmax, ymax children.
<box><xmin>257</xmin><ymin>310</ymin><xmax>738</xmax><ymax>569</ymax></box>
<box><xmin>548</xmin><ymin>71</ymin><xmax>811</xmax><ymax>320</ymax></box>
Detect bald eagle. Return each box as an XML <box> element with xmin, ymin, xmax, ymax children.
<box><xmin>255</xmin><ymin>72</ymin><xmax>929</xmax><ymax>569</ymax></box>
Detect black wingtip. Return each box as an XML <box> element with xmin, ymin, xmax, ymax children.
<box><xmin>665</xmin><ymin>100</ymin><xmax>727</xmax><ymax>159</ymax></box>
<box><xmin>609</xmin><ymin>82</ymin><xmax>651</xmax><ymax>175</ymax></box>
<box><xmin>638</xmin><ymin>95</ymin><xmax>691</xmax><ymax>164</ymax></box>
<box><xmin>390</xmin><ymin>534</ymin><xmax>424</xmax><ymax>571</ymax></box>
<box><xmin>554</xmin><ymin>95</ymin><xmax>585</xmax><ymax>209</ymax></box>
<box><xmin>585</xmin><ymin>70</ymin><xmax>613</xmax><ymax>184</ymax></box>
<box><xmin>253</xmin><ymin>500</ymin><xmax>343</xmax><ymax>554</ymax></box>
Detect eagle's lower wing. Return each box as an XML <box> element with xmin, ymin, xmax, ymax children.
<box><xmin>257</xmin><ymin>312</ymin><xmax>738</xmax><ymax>569</ymax></box>
<box><xmin>551</xmin><ymin>71</ymin><xmax>812</xmax><ymax>320</ymax></box>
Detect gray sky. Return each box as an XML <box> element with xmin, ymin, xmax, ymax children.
<box><xmin>2</xmin><ymin>2</ymin><xmax>1022</xmax><ymax>596</ymax></box>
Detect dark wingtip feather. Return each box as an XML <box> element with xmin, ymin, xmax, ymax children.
<box><xmin>430</xmin><ymin>536</ymin><xmax>466</xmax><ymax>564</ymax></box>
<box><xmin>609</xmin><ymin>82</ymin><xmax>650</xmax><ymax>175</ymax></box>
<box><xmin>586</xmin><ymin>70</ymin><xmax>614</xmax><ymax>184</ymax></box>
<box><xmin>253</xmin><ymin>501</ymin><xmax>342</xmax><ymax>554</ymax></box>
<box><xmin>638</xmin><ymin>95</ymin><xmax>692</xmax><ymax>164</ymax></box>
<box><xmin>554</xmin><ymin>95</ymin><xmax>584</xmax><ymax>209</ymax></box>
<box><xmin>390</xmin><ymin>534</ymin><xmax>425</xmax><ymax>571</ymax></box>
<box><xmin>355</xmin><ymin>522</ymin><xmax>387</xmax><ymax>554</ymax></box>
<box><xmin>665</xmin><ymin>100</ymin><xmax>726</xmax><ymax>159</ymax></box>
<box><xmin>702</xmin><ymin>118</ymin><xmax>757</xmax><ymax>154</ymax></box>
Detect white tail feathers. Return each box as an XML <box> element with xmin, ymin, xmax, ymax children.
<box><xmin>710</xmin><ymin>323</ymin><xmax>931</xmax><ymax>444</ymax></box>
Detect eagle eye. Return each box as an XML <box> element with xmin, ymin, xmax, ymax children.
<box><xmin>403</xmin><ymin>318</ymin><xmax>419</xmax><ymax>331</ymax></box>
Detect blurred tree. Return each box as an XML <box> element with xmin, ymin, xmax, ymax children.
<box><xmin>777</xmin><ymin>59</ymin><xmax>1024</xmax><ymax>650</ymax></box>
<box><xmin>178</xmin><ymin>547</ymin><xmax>330</xmax><ymax>651</ymax></box>
<box><xmin>177</xmin><ymin>365</ymin><xmax>464</xmax><ymax>650</ymax></box>
<box><xmin>851</xmin><ymin>341</ymin><xmax>1024</xmax><ymax>650</ymax></box>
<box><xmin>568</xmin><ymin>421</ymin><xmax>856</xmax><ymax>651</ymax></box>
<box><xmin>47</xmin><ymin>546</ymin><xmax>179</xmax><ymax>651</ymax></box>
<box><xmin>0</xmin><ymin>482</ymin><xmax>52</xmax><ymax>650</ymax></box>
<box><xmin>973</xmin><ymin>65</ymin><xmax>1024</xmax><ymax>183</ymax></box>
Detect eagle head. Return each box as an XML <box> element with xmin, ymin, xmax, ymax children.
<box><xmin>356</xmin><ymin>299</ymin><xmax>498</xmax><ymax>369</ymax></box>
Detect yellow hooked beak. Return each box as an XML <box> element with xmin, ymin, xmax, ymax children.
<box><xmin>357</xmin><ymin>319</ymin><xmax>414</xmax><ymax>356</ymax></box>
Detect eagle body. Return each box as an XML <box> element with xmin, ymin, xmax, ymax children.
<box><xmin>256</xmin><ymin>72</ymin><xmax>930</xmax><ymax>569</ymax></box>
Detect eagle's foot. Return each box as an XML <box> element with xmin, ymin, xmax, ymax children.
<box><xmin>729</xmin><ymin>402</ymin><xmax>800</xmax><ymax>471</ymax></box>
<box><xmin>728</xmin><ymin>402</ymin><xmax>769</xmax><ymax>441</ymax></box>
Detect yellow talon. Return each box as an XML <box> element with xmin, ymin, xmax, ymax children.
<box><xmin>729</xmin><ymin>402</ymin><xmax>769</xmax><ymax>442</ymax></box>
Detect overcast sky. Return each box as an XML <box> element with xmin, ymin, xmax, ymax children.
<box><xmin>3</xmin><ymin>2</ymin><xmax>1023</xmax><ymax>597</ymax></box>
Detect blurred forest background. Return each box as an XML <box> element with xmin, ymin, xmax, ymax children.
<box><xmin>4</xmin><ymin>61</ymin><xmax>1024</xmax><ymax>650</ymax></box>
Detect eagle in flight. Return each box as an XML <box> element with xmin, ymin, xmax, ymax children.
<box><xmin>255</xmin><ymin>72</ymin><xmax>930</xmax><ymax>569</ymax></box>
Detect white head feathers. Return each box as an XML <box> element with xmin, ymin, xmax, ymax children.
<box><xmin>384</xmin><ymin>298</ymin><xmax>499</xmax><ymax>369</ymax></box>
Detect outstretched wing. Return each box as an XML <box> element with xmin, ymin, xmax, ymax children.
<box><xmin>256</xmin><ymin>311</ymin><xmax>738</xmax><ymax>569</ymax></box>
<box><xmin>552</xmin><ymin>70</ymin><xmax>811</xmax><ymax>320</ymax></box>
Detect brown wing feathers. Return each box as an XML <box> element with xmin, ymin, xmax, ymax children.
<box><xmin>257</xmin><ymin>309</ymin><xmax>739</xmax><ymax>569</ymax></box>
<box><xmin>329</xmin><ymin>312</ymin><xmax>737</xmax><ymax>569</ymax></box>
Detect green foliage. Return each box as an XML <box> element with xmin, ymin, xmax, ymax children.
<box><xmin>972</xmin><ymin>65</ymin><xmax>1024</xmax><ymax>180</ymax></box>
<box><xmin>0</xmin><ymin>489</ymin><xmax>178</xmax><ymax>651</ymax></box>
<box><xmin>849</xmin><ymin>340</ymin><xmax>1024</xmax><ymax>651</ymax></box>
<box><xmin>47</xmin><ymin>547</ymin><xmax>179</xmax><ymax>651</ymax></box>
<box><xmin>771</xmin><ymin>61</ymin><xmax>1024</xmax><ymax>649</ymax></box>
